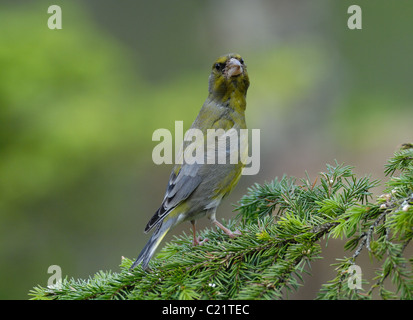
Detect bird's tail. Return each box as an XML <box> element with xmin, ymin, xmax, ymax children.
<box><xmin>130</xmin><ymin>219</ymin><xmax>173</xmax><ymax>270</ymax></box>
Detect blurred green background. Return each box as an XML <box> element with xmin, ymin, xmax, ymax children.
<box><xmin>1</xmin><ymin>0</ymin><xmax>412</xmax><ymax>299</ymax></box>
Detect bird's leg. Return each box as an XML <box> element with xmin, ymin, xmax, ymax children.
<box><xmin>191</xmin><ymin>220</ymin><xmax>199</xmax><ymax>246</ymax></box>
<box><xmin>206</xmin><ymin>208</ymin><xmax>242</xmax><ymax>239</ymax></box>
<box><xmin>191</xmin><ymin>220</ymin><xmax>208</xmax><ymax>246</ymax></box>
<box><xmin>211</xmin><ymin>219</ymin><xmax>242</xmax><ymax>239</ymax></box>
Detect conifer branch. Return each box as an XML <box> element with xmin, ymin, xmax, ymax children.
<box><xmin>30</xmin><ymin>145</ymin><xmax>413</xmax><ymax>300</ymax></box>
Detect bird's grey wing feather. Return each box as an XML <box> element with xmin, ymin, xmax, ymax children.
<box><xmin>144</xmin><ymin>162</ymin><xmax>202</xmax><ymax>233</ymax></box>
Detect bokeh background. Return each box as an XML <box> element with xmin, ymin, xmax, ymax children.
<box><xmin>1</xmin><ymin>0</ymin><xmax>412</xmax><ymax>299</ymax></box>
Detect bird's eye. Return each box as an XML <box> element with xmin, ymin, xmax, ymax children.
<box><xmin>240</xmin><ymin>58</ymin><xmax>244</xmax><ymax>64</ymax></box>
<box><xmin>214</xmin><ymin>63</ymin><xmax>225</xmax><ymax>71</ymax></box>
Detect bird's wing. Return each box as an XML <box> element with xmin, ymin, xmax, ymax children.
<box><xmin>144</xmin><ymin>160</ymin><xmax>203</xmax><ymax>233</ymax></box>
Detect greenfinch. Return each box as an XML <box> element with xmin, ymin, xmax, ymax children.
<box><xmin>131</xmin><ymin>53</ymin><xmax>250</xmax><ymax>270</ymax></box>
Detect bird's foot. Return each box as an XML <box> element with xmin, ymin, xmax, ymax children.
<box><xmin>192</xmin><ymin>236</ymin><xmax>209</xmax><ymax>246</ymax></box>
<box><xmin>226</xmin><ymin>229</ymin><xmax>242</xmax><ymax>239</ymax></box>
<box><xmin>212</xmin><ymin>220</ymin><xmax>242</xmax><ymax>239</ymax></box>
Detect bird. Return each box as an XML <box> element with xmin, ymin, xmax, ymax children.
<box><xmin>130</xmin><ymin>53</ymin><xmax>250</xmax><ymax>270</ymax></box>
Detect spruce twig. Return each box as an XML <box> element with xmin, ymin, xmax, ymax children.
<box><xmin>30</xmin><ymin>145</ymin><xmax>413</xmax><ymax>300</ymax></box>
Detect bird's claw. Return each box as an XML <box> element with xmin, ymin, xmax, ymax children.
<box><xmin>228</xmin><ymin>229</ymin><xmax>242</xmax><ymax>239</ymax></box>
<box><xmin>192</xmin><ymin>236</ymin><xmax>209</xmax><ymax>246</ymax></box>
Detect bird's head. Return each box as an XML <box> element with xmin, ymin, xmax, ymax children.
<box><xmin>208</xmin><ymin>53</ymin><xmax>249</xmax><ymax>103</ymax></box>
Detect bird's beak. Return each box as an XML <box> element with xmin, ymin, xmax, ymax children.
<box><xmin>226</xmin><ymin>58</ymin><xmax>243</xmax><ymax>78</ymax></box>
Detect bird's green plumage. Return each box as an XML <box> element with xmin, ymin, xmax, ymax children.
<box><xmin>131</xmin><ymin>53</ymin><xmax>250</xmax><ymax>270</ymax></box>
